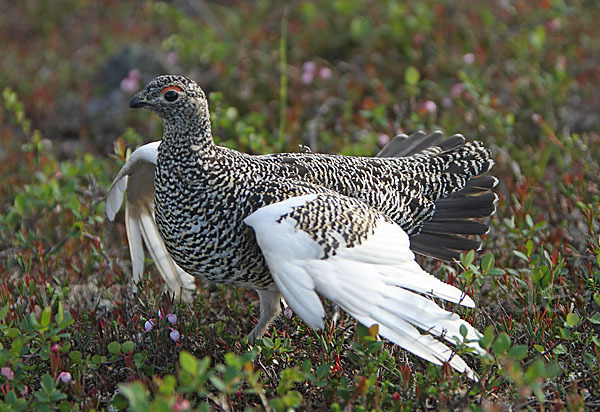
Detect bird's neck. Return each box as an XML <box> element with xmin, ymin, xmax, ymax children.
<box><xmin>161</xmin><ymin>114</ymin><xmax>217</xmax><ymax>161</ymax></box>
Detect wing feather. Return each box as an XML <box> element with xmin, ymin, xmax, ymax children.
<box><xmin>245</xmin><ymin>193</ymin><xmax>483</xmax><ymax>379</ymax></box>
<box><xmin>107</xmin><ymin>141</ymin><xmax>196</xmax><ymax>301</ymax></box>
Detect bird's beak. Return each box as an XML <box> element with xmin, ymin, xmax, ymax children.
<box><xmin>129</xmin><ymin>94</ymin><xmax>150</xmax><ymax>108</ymax></box>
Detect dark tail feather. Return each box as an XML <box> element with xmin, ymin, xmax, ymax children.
<box><xmin>420</xmin><ymin>220</ymin><xmax>489</xmax><ymax>235</ymax></box>
<box><xmin>437</xmin><ymin>134</ymin><xmax>466</xmax><ymax>151</ymax></box>
<box><xmin>376</xmin><ymin>130</ymin><xmax>497</xmax><ymax>261</ymax></box>
<box><xmin>411</xmin><ymin>191</ymin><xmax>497</xmax><ymax>260</ymax></box>
<box><xmin>410</xmin><ymin>233</ymin><xmax>481</xmax><ymax>261</ymax></box>
<box><xmin>454</xmin><ymin>176</ymin><xmax>499</xmax><ymax>196</ymax></box>
<box><xmin>432</xmin><ymin>193</ymin><xmax>497</xmax><ymax>220</ymax></box>
<box><xmin>377</xmin><ymin>131</ymin><xmax>444</xmax><ymax>157</ymax></box>
<box><xmin>409</xmin><ymin>237</ymin><xmax>466</xmax><ymax>261</ymax></box>
<box><xmin>409</xmin><ymin>192</ymin><xmax>496</xmax><ymax>260</ymax></box>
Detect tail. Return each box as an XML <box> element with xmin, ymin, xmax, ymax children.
<box><xmin>378</xmin><ymin>132</ymin><xmax>497</xmax><ymax>261</ymax></box>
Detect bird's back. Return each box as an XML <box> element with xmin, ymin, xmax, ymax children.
<box><xmin>153</xmin><ymin>132</ymin><xmax>494</xmax><ymax>288</ymax></box>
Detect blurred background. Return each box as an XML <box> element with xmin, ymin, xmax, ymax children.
<box><xmin>3</xmin><ymin>0</ymin><xmax>598</xmax><ymax>158</ymax></box>
<box><xmin>1</xmin><ymin>0</ymin><xmax>600</xmax><ymax>409</ymax></box>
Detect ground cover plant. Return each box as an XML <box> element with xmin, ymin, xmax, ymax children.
<box><xmin>1</xmin><ymin>0</ymin><xmax>599</xmax><ymax>410</ymax></box>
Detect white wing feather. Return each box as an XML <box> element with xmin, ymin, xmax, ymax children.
<box><xmin>107</xmin><ymin>142</ymin><xmax>196</xmax><ymax>301</ymax></box>
<box><xmin>245</xmin><ymin>194</ymin><xmax>484</xmax><ymax>379</ymax></box>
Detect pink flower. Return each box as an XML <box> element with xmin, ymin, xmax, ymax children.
<box><xmin>319</xmin><ymin>67</ymin><xmax>332</xmax><ymax>80</ymax></box>
<box><xmin>284</xmin><ymin>306</ymin><xmax>293</xmax><ymax>320</ymax></box>
<box><xmin>41</xmin><ymin>138</ymin><xmax>53</xmax><ymax>150</ymax></box>
<box><xmin>166</xmin><ymin>51</ymin><xmax>178</xmax><ymax>66</ymax></box>
<box><xmin>167</xmin><ymin>313</ymin><xmax>177</xmax><ymax>325</ymax></box>
<box><xmin>169</xmin><ymin>328</ymin><xmax>180</xmax><ymax>342</ymax></box>
<box><xmin>120</xmin><ymin>69</ymin><xmax>141</xmax><ymax>92</ymax></box>
<box><xmin>463</xmin><ymin>53</ymin><xmax>475</xmax><ymax>65</ymax></box>
<box><xmin>173</xmin><ymin>397</ymin><xmax>191</xmax><ymax>412</ymax></box>
<box><xmin>302</xmin><ymin>61</ymin><xmax>317</xmax><ymax>74</ymax></box>
<box><xmin>301</xmin><ymin>61</ymin><xmax>317</xmax><ymax>84</ymax></box>
<box><xmin>531</xmin><ymin>113</ymin><xmax>543</xmax><ymax>124</ymax></box>
<box><xmin>546</xmin><ymin>18</ymin><xmax>561</xmax><ymax>32</ymax></box>
<box><xmin>51</xmin><ymin>344</ymin><xmax>59</xmax><ymax>353</ymax></box>
<box><xmin>58</xmin><ymin>372</ymin><xmax>71</xmax><ymax>383</ymax></box>
<box><xmin>301</xmin><ymin>72</ymin><xmax>314</xmax><ymax>84</ymax></box>
<box><xmin>1</xmin><ymin>367</ymin><xmax>13</xmax><ymax>380</ymax></box>
<box><xmin>450</xmin><ymin>83</ymin><xmax>464</xmax><ymax>98</ymax></box>
<box><xmin>378</xmin><ymin>134</ymin><xmax>390</xmax><ymax>147</ymax></box>
<box><xmin>421</xmin><ymin>100</ymin><xmax>437</xmax><ymax>114</ymax></box>
<box><xmin>144</xmin><ymin>319</ymin><xmax>155</xmax><ymax>332</ymax></box>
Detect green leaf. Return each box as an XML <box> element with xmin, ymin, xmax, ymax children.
<box><xmin>404</xmin><ymin>66</ymin><xmax>420</xmax><ymax>86</ymax></box>
<box><xmin>529</xmin><ymin>25</ymin><xmax>546</xmax><ymax>51</ymax></box>
<box><xmin>525</xmin><ymin>215</ymin><xmax>534</xmax><ymax>229</ymax></box>
<box><xmin>459</xmin><ymin>324</ymin><xmax>468</xmax><ymax>338</ymax></box>
<box><xmin>14</xmin><ymin>193</ymin><xmax>26</xmax><ymax>214</ymax></box>
<box><xmin>68</xmin><ymin>197</ymin><xmax>81</xmax><ymax>214</ymax></box>
<box><xmin>6</xmin><ymin>327</ymin><xmax>20</xmax><ymax>338</ymax></box>
<box><xmin>108</xmin><ymin>341</ymin><xmax>121</xmax><ymax>355</ymax></box>
<box><xmin>367</xmin><ymin>324</ymin><xmax>379</xmax><ymax>338</ymax></box>
<box><xmin>122</xmin><ymin>340</ymin><xmax>135</xmax><ymax>353</ymax></box>
<box><xmin>70</xmin><ymin>350</ymin><xmax>82</xmax><ymax>363</ymax></box>
<box><xmin>513</xmin><ymin>250</ymin><xmax>529</xmax><ymax>262</ymax></box>
<box><xmin>158</xmin><ymin>375</ymin><xmax>176</xmax><ymax>396</ymax></box>
<box><xmin>180</xmin><ymin>351</ymin><xmax>197</xmax><ymax>375</ymax></box>
<box><xmin>493</xmin><ymin>332</ymin><xmax>511</xmax><ymax>355</ymax></box>
<box><xmin>59</xmin><ymin>401</ymin><xmax>72</xmax><ymax>412</ymax></box>
<box><xmin>508</xmin><ymin>344</ymin><xmax>528</xmax><ymax>360</ymax></box>
<box><xmin>302</xmin><ymin>359</ymin><xmax>312</xmax><ymax>374</ymax></box>
<box><xmin>583</xmin><ymin>352</ymin><xmax>596</xmax><ymax>367</ymax></box>
<box><xmin>262</xmin><ymin>337</ymin><xmax>274</xmax><ymax>348</ymax></box>
<box><xmin>480</xmin><ymin>325</ymin><xmax>495</xmax><ymax>349</ymax></box>
<box><xmin>57</xmin><ymin>301</ymin><xmax>64</xmax><ymax>324</ymax></box>
<box><xmin>280</xmin><ymin>390</ymin><xmax>302</xmax><ymax>407</ymax></box>
<box><xmin>134</xmin><ymin>351</ymin><xmax>147</xmax><ymax>368</ymax></box>
<box><xmin>553</xmin><ymin>344</ymin><xmax>567</xmax><ymax>355</ymax></box>
<box><xmin>316</xmin><ymin>363</ymin><xmax>330</xmax><ymax>380</ymax></box>
<box><xmin>566</xmin><ymin>312</ymin><xmax>580</xmax><ymax>327</ymax></box>
<box><xmin>119</xmin><ymin>382</ymin><xmax>150</xmax><ymax>412</ymax></box>
<box><xmin>589</xmin><ymin>312</ymin><xmax>600</xmax><ymax>325</ymax></box>
<box><xmin>0</xmin><ymin>305</ymin><xmax>9</xmax><ymax>321</ymax></box>
<box><xmin>150</xmin><ymin>398</ymin><xmax>171</xmax><ymax>412</ymax></box>
<box><xmin>209</xmin><ymin>375</ymin><xmax>226</xmax><ymax>392</ymax></box>
<box><xmin>461</xmin><ymin>250</ymin><xmax>475</xmax><ymax>268</ymax></box>
<box><xmin>487</xmin><ymin>267</ymin><xmax>505</xmax><ymax>276</ymax></box>
<box><xmin>481</xmin><ymin>254</ymin><xmax>494</xmax><ymax>273</ymax></box>
<box><xmin>40</xmin><ymin>306</ymin><xmax>52</xmax><ymax>327</ymax></box>
<box><xmin>40</xmin><ymin>373</ymin><xmax>55</xmax><ymax>392</ymax></box>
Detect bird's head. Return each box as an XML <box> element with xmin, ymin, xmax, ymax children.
<box><xmin>129</xmin><ymin>75</ymin><xmax>209</xmax><ymax>125</ymax></box>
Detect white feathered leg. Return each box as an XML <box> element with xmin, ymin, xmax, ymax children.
<box><xmin>248</xmin><ymin>289</ymin><xmax>283</xmax><ymax>344</ymax></box>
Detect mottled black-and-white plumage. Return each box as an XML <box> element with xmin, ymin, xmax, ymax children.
<box><xmin>107</xmin><ymin>74</ymin><xmax>497</xmax><ymax>379</ymax></box>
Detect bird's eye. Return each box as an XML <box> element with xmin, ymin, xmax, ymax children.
<box><xmin>164</xmin><ymin>90</ymin><xmax>179</xmax><ymax>102</ymax></box>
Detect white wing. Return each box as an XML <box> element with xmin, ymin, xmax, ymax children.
<box><xmin>107</xmin><ymin>142</ymin><xmax>196</xmax><ymax>301</ymax></box>
<box><xmin>245</xmin><ymin>193</ymin><xmax>484</xmax><ymax>379</ymax></box>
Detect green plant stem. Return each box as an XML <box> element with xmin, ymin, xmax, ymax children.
<box><xmin>278</xmin><ymin>6</ymin><xmax>288</xmax><ymax>145</ymax></box>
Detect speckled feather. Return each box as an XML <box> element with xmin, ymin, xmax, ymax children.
<box><xmin>129</xmin><ymin>75</ymin><xmax>494</xmax><ymax>290</ymax></box>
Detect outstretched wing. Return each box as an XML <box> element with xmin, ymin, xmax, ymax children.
<box><xmin>244</xmin><ymin>191</ymin><xmax>484</xmax><ymax>379</ymax></box>
<box><xmin>106</xmin><ymin>142</ymin><xmax>196</xmax><ymax>301</ymax></box>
